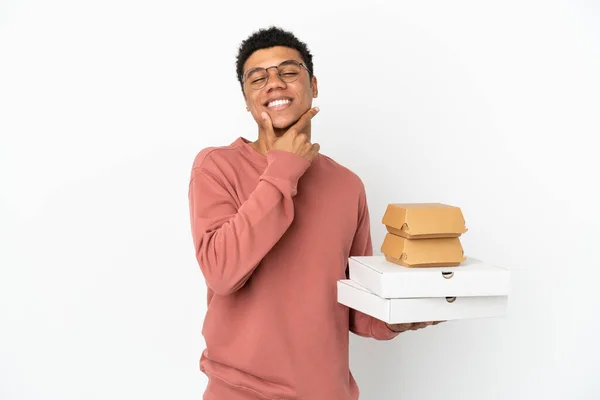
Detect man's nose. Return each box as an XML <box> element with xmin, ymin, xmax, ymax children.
<box><xmin>263</xmin><ymin>67</ymin><xmax>287</xmax><ymax>91</ymax></box>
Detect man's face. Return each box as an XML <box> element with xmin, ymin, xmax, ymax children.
<box><xmin>242</xmin><ymin>46</ymin><xmax>318</xmax><ymax>131</ymax></box>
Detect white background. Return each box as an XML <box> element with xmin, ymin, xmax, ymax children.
<box><xmin>1</xmin><ymin>1</ymin><xmax>599</xmax><ymax>399</ymax></box>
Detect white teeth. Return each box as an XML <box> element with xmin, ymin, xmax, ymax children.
<box><xmin>268</xmin><ymin>99</ymin><xmax>290</xmax><ymax>108</ymax></box>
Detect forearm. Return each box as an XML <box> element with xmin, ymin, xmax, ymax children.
<box><xmin>189</xmin><ymin>151</ymin><xmax>310</xmax><ymax>295</ymax></box>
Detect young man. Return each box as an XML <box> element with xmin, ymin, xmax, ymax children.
<box><xmin>188</xmin><ymin>27</ymin><xmax>439</xmax><ymax>400</ymax></box>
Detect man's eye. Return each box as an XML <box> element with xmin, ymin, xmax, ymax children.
<box><xmin>252</xmin><ymin>77</ymin><xmax>267</xmax><ymax>84</ymax></box>
<box><xmin>281</xmin><ymin>72</ymin><xmax>298</xmax><ymax>77</ymax></box>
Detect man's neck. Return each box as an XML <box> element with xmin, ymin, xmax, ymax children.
<box><xmin>251</xmin><ymin>127</ymin><xmax>312</xmax><ymax>156</ymax></box>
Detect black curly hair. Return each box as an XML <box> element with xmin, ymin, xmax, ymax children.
<box><xmin>236</xmin><ymin>26</ymin><xmax>314</xmax><ymax>92</ymax></box>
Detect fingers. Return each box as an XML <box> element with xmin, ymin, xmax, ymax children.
<box><xmin>260</xmin><ymin>112</ymin><xmax>276</xmax><ymax>148</ymax></box>
<box><xmin>410</xmin><ymin>322</ymin><xmax>427</xmax><ymax>330</ymax></box>
<box><xmin>296</xmin><ymin>132</ymin><xmax>309</xmax><ymax>143</ymax></box>
<box><xmin>289</xmin><ymin>107</ymin><xmax>319</xmax><ymax>135</ymax></box>
<box><xmin>409</xmin><ymin>321</ymin><xmax>444</xmax><ymax>331</ymax></box>
<box><xmin>388</xmin><ymin>323</ymin><xmax>411</xmax><ymax>333</ymax></box>
<box><xmin>294</xmin><ymin>133</ymin><xmax>311</xmax><ymax>151</ymax></box>
<box><xmin>307</xmin><ymin>143</ymin><xmax>320</xmax><ymax>160</ymax></box>
<box><xmin>261</xmin><ymin>107</ymin><xmax>320</xmax><ymax>159</ymax></box>
<box><xmin>298</xmin><ymin>140</ymin><xmax>320</xmax><ymax>162</ymax></box>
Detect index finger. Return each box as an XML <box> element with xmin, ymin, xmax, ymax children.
<box><xmin>289</xmin><ymin>107</ymin><xmax>319</xmax><ymax>134</ymax></box>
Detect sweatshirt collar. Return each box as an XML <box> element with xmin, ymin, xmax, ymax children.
<box><xmin>234</xmin><ymin>137</ymin><xmax>268</xmax><ymax>167</ymax></box>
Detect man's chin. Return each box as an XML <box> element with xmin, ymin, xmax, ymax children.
<box><xmin>272</xmin><ymin>116</ymin><xmax>300</xmax><ymax>131</ymax></box>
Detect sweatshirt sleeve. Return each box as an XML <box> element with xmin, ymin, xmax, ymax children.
<box><xmin>189</xmin><ymin>150</ymin><xmax>310</xmax><ymax>296</ymax></box>
<box><xmin>347</xmin><ymin>184</ymin><xmax>400</xmax><ymax>340</ymax></box>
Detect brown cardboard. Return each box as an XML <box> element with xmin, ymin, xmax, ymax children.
<box><xmin>380</xmin><ymin>233</ymin><xmax>466</xmax><ymax>267</ymax></box>
<box><xmin>382</xmin><ymin>203</ymin><xmax>468</xmax><ymax>239</ymax></box>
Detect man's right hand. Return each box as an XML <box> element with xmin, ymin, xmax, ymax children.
<box><xmin>260</xmin><ymin>107</ymin><xmax>321</xmax><ymax>162</ymax></box>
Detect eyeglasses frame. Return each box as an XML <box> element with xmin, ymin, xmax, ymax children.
<box><xmin>242</xmin><ymin>60</ymin><xmax>311</xmax><ymax>90</ymax></box>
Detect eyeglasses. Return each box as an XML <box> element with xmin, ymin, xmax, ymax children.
<box><xmin>243</xmin><ymin>60</ymin><xmax>310</xmax><ymax>90</ymax></box>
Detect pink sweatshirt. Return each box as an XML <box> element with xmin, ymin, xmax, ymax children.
<box><xmin>188</xmin><ymin>137</ymin><xmax>399</xmax><ymax>400</ymax></box>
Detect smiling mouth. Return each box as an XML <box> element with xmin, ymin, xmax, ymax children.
<box><xmin>265</xmin><ymin>98</ymin><xmax>292</xmax><ymax>110</ymax></box>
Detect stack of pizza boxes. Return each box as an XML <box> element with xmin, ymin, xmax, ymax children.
<box><xmin>337</xmin><ymin>203</ymin><xmax>510</xmax><ymax>325</ymax></box>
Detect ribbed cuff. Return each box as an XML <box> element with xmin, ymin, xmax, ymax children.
<box><xmin>260</xmin><ymin>150</ymin><xmax>311</xmax><ymax>196</ymax></box>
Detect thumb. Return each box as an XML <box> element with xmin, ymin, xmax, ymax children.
<box><xmin>261</xmin><ymin>112</ymin><xmax>275</xmax><ymax>148</ymax></box>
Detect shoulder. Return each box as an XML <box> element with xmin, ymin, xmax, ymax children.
<box><xmin>190</xmin><ymin>138</ymin><xmax>246</xmax><ymax>176</ymax></box>
<box><xmin>317</xmin><ymin>153</ymin><xmax>366</xmax><ymax>191</ymax></box>
<box><xmin>317</xmin><ymin>153</ymin><xmax>369</xmax><ymax>218</ymax></box>
<box><xmin>191</xmin><ymin>140</ymin><xmax>241</xmax><ymax>170</ymax></box>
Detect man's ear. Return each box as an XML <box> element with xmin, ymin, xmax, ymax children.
<box><xmin>243</xmin><ymin>90</ymin><xmax>250</xmax><ymax>111</ymax></box>
<box><xmin>311</xmin><ymin>76</ymin><xmax>318</xmax><ymax>98</ymax></box>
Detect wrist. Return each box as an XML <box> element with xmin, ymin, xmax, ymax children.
<box><xmin>263</xmin><ymin>150</ymin><xmax>310</xmax><ymax>181</ymax></box>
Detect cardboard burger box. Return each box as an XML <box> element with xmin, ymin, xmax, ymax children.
<box><xmin>382</xmin><ymin>203</ymin><xmax>468</xmax><ymax>239</ymax></box>
<box><xmin>381</xmin><ymin>233</ymin><xmax>466</xmax><ymax>267</ymax></box>
<box><xmin>381</xmin><ymin>203</ymin><xmax>468</xmax><ymax>267</ymax></box>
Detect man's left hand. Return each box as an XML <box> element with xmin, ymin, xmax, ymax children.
<box><xmin>386</xmin><ymin>321</ymin><xmax>444</xmax><ymax>333</ymax></box>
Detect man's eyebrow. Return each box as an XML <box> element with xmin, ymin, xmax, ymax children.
<box><xmin>244</xmin><ymin>60</ymin><xmax>302</xmax><ymax>77</ymax></box>
<box><xmin>244</xmin><ymin>67</ymin><xmax>262</xmax><ymax>76</ymax></box>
